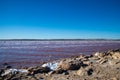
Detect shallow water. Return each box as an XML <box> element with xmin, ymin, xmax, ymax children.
<box><xmin>0</xmin><ymin>40</ymin><xmax>120</xmax><ymax>68</ymax></box>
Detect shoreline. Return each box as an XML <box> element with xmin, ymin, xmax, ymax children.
<box><xmin>0</xmin><ymin>49</ymin><xmax>120</xmax><ymax>80</ymax></box>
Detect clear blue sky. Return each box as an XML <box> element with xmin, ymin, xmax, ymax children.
<box><xmin>0</xmin><ymin>0</ymin><xmax>120</xmax><ymax>39</ymax></box>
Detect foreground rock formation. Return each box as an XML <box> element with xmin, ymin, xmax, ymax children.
<box><xmin>0</xmin><ymin>49</ymin><xmax>120</xmax><ymax>80</ymax></box>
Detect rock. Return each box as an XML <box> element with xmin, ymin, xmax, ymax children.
<box><xmin>54</xmin><ymin>68</ymin><xmax>65</xmax><ymax>74</ymax></box>
<box><xmin>28</xmin><ymin>67</ymin><xmax>50</xmax><ymax>75</ymax></box>
<box><xmin>62</xmin><ymin>71</ymin><xmax>69</xmax><ymax>75</ymax></box>
<box><xmin>94</xmin><ymin>52</ymin><xmax>105</xmax><ymax>58</ymax></box>
<box><xmin>2</xmin><ymin>72</ymin><xmax>15</xmax><ymax>80</ymax></box>
<box><xmin>0</xmin><ymin>77</ymin><xmax>3</xmax><ymax>80</ymax></box>
<box><xmin>112</xmin><ymin>52</ymin><xmax>120</xmax><ymax>59</ymax></box>
<box><xmin>77</xmin><ymin>67</ymin><xmax>93</xmax><ymax>76</ymax></box>
<box><xmin>0</xmin><ymin>69</ymin><xmax>4</xmax><ymax>76</ymax></box>
<box><xmin>112</xmin><ymin>49</ymin><xmax>120</xmax><ymax>52</ymax></box>
<box><xmin>97</xmin><ymin>58</ymin><xmax>108</xmax><ymax>64</ymax></box>
<box><xmin>1</xmin><ymin>69</ymin><xmax>28</xmax><ymax>77</ymax></box>
<box><xmin>11</xmin><ymin>77</ymin><xmax>21</xmax><ymax>80</ymax></box>
<box><xmin>83</xmin><ymin>61</ymin><xmax>92</xmax><ymax>66</ymax></box>
<box><xmin>48</xmin><ymin>68</ymin><xmax>67</xmax><ymax>74</ymax></box>
<box><xmin>2</xmin><ymin>63</ymin><xmax>12</xmax><ymax>69</ymax></box>
<box><xmin>5</xmin><ymin>65</ymin><xmax>12</xmax><ymax>69</ymax></box>
<box><xmin>59</xmin><ymin>59</ymin><xmax>83</xmax><ymax>70</ymax></box>
<box><xmin>77</xmin><ymin>67</ymin><xmax>88</xmax><ymax>76</ymax></box>
<box><xmin>39</xmin><ymin>77</ymin><xmax>44</xmax><ymax>80</ymax></box>
<box><xmin>48</xmin><ymin>71</ymin><xmax>55</xmax><ymax>75</ymax></box>
<box><xmin>108</xmin><ymin>59</ymin><xmax>120</xmax><ymax>65</ymax></box>
<box><xmin>50</xmin><ymin>77</ymin><xmax>68</xmax><ymax>80</ymax></box>
<box><xmin>42</xmin><ymin>61</ymin><xmax>59</xmax><ymax>70</ymax></box>
<box><xmin>110</xmin><ymin>77</ymin><xmax>118</xmax><ymax>80</ymax></box>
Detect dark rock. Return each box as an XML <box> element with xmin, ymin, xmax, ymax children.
<box><xmin>28</xmin><ymin>67</ymin><xmax>50</xmax><ymax>75</ymax></box>
<box><xmin>55</xmin><ymin>69</ymin><xmax>65</xmax><ymax>74</ymax></box>
<box><xmin>87</xmin><ymin>68</ymin><xmax>93</xmax><ymax>75</ymax></box>
<box><xmin>63</xmin><ymin>71</ymin><xmax>69</xmax><ymax>75</ymax></box>
<box><xmin>5</xmin><ymin>65</ymin><xmax>12</xmax><ymax>69</ymax></box>
<box><xmin>2</xmin><ymin>73</ymin><xmax>15</xmax><ymax>80</ymax></box>
<box><xmin>39</xmin><ymin>77</ymin><xmax>44</xmax><ymax>80</ymax></box>
<box><xmin>0</xmin><ymin>69</ymin><xmax>4</xmax><ymax>76</ymax></box>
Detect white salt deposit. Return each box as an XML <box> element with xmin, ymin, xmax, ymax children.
<box><xmin>1</xmin><ymin>69</ymin><xmax>28</xmax><ymax>76</ymax></box>
<box><xmin>94</xmin><ymin>52</ymin><xmax>100</xmax><ymax>56</ymax></box>
<box><xmin>42</xmin><ymin>62</ymin><xmax>59</xmax><ymax>70</ymax></box>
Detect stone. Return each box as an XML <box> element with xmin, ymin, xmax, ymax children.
<box><xmin>39</xmin><ymin>77</ymin><xmax>44</xmax><ymax>80</ymax></box>
<box><xmin>54</xmin><ymin>69</ymin><xmax>65</xmax><ymax>74</ymax></box>
<box><xmin>0</xmin><ymin>77</ymin><xmax>3</xmax><ymax>80</ymax></box>
<box><xmin>48</xmin><ymin>71</ymin><xmax>55</xmax><ymax>75</ymax></box>
<box><xmin>108</xmin><ymin>59</ymin><xmax>120</xmax><ymax>65</ymax></box>
<box><xmin>29</xmin><ymin>67</ymin><xmax>50</xmax><ymax>75</ymax></box>
<box><xmin>112</xmin><ymin>52</ymin><xmax>120</xmax><ymax>59</ymax></box>
<box><xmin>98</xmin><ymin>59</ymin><xmax>108</xmax><ymax>64</ymax></box>
<box><xmin>59</xmin><ymin>59</ymin><xmax>83</xmax><ymax>70</ymax></box>
<box><xmin>77</xmin><ymin>67</ymin><xmax>93</xmax><ymax>76</ymax></box>
<box><xmin>110</xmin><ymin>77</ymin><xmax>118</xmax><ymax>80</ymax></box>
<box><xmin>5</xmin><ymin>65</ymin><xmax>12</xmax><ymax>69</ymax></box>
<box><xmin>77</xmin><ymin>67</ymin><xmax>88</xmax><ymax>76</ymax></box>
<box><xmin>94</xmin><ymin>52</ymin><xmax>105</xmax><ymax>58</ymax></box>
<box><xmin>63</xmin><ymin>71</ymin><xmax>69</xmax><ymax>75</ymax></box>
<box><xmin>0</xmin><ymin>69</ymin><xmax>4</xmax><ymax>75</ymax></box>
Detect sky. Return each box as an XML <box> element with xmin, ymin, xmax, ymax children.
<box><xmin>0</xmin><ymin>0</ymin><xmax>120</xmax><ymax>39</ymax></box>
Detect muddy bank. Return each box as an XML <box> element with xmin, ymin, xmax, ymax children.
<box><xmin>0</xmin><ymin>49</ymin><xmax>120</xmax><ymax>80</ymax></box>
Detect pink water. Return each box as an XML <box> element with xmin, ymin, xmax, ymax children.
<box><xmin>0</xmin><ymin>40</ymin><xmax>120</xmax><ymax>68</ymax></box>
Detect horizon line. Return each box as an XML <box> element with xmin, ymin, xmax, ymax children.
<box><xmin>0</xmin><ymin>38</ymin><xmax>120</xmax><ymax>41</ymax></box>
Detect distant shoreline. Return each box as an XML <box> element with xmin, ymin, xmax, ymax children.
<box><xmin>0</xmin><ymin>39</ymin><xmax>120</xmax><ymax>41</ymax></box>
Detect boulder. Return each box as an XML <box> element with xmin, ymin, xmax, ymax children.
<box><xmin>59</xmin><ymin>58</ymin><xmax>83</xmax><ymax>70</ymax></box>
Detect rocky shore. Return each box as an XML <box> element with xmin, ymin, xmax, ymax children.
<box><xmin>0</xmin><ymin>49</ymin><xmax>120</xmax><ymax>80</ymax></box>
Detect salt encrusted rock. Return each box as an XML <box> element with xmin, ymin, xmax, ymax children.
<box><xmin>42</xmin><ymin>61</ymin><xmax>59</xmax><ymax>70</ymax></box>
<box><xmin>59</xmin><ymin>58</ymin><xmax>83</xmax><ymax>70</ymax></box>
<box><xmin>1</xmin><ymin>69</ymin><xmax>28</xmax><ymax>76</ymax></box>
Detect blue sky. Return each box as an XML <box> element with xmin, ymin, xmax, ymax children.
<box><xmin>0</xmin><ymin>0</ymin><xmax>120</xmax><ymax>39</ymax></box>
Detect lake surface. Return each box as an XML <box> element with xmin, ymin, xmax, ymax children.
<box><xmin>0</xmin><ymin>40</ymin><xmax>120</xmax><ymax>68</ymax></box>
